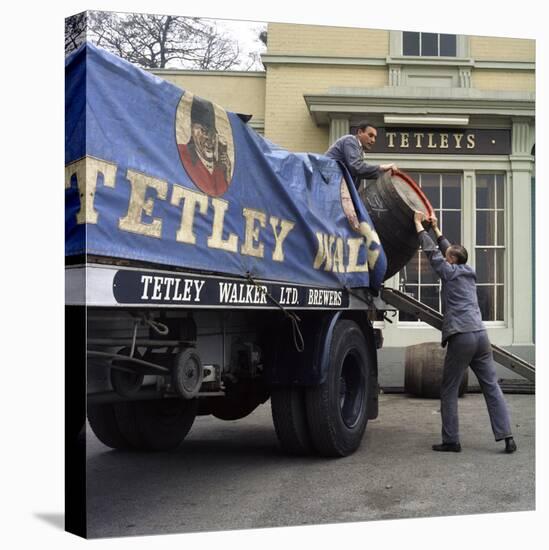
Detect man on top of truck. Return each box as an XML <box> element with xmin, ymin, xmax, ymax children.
<box><xmin>325</xmin><ymin>121</ymin><xmax>397</xmax><ymax>188</ymax></box>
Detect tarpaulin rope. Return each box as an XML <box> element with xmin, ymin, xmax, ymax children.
<box><xmin>128</xmin><ymin>313</ymin><xmax>170</xmax><ymax>356</ymax></box>
<box><xmin>245</xmin><ymin>272</ymin><xmax>305</xmax><ymax>353</ymax></box>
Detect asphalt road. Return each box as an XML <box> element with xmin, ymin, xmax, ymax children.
<box><xmin>85</xmin><ymin>393</ymin><xmax>535</xmax><ymax>539</ymax></box>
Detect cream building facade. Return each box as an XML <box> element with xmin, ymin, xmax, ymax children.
<box><xmin>155</xmin><ymin>22</ymin><xmax>535</xmax><ymax>384</ymax></box>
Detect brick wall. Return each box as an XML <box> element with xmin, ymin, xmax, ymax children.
<box><xmin>267</xmin><ymin>22</ymin><xmax>389</xmax><ymax>58</ymax></box>
<box><xmin>470</xmin><ymin>36</ymin><xmax>535</xmax><ymax>61</ymax></box>
<box><xmin>265</xmin><ymin>65</ymin><xmax>387</xmax><ymax>153</ymax></box>
<box><xmin>155</xmin><ymin>72</ymin><xmax>266</xmax><ymax>120</ymax></box>
<box><xmin>472</xmin><ymin>70</ymin><xmax>535</xmax><ymax>91</ymax></box>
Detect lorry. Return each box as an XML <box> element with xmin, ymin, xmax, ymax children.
<box><xmin>65</xmin><ymin>42</ymin><xmax>429</xmax><ymax>462</ymax></box>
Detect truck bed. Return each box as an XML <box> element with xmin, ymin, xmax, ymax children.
<box><xmin>65</xmin><ymin>43</ymin><xmax>388</xmax><ymax>297</ymax></box>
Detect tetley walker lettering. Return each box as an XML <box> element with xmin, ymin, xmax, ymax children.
<box><xmin>218</xmin><ymin>282</ymin><xmax>268</xmax><ymax>305</ymax></box>
<box><xmin>65</xmin><ymin>156</ymin><xmax>381</xmax><ymax>277</ymax></box>
<box><xmin>140</xmin><ymin>275</ymin><xmax>205</xmax><ymax>302</ymax></box>
<box><xmin>114</xmin><ymin>270</ymin><xmax>351</xmax><ymax>308</ymax></box>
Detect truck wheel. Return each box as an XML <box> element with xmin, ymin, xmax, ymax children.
<box><xmin>110</xmin><ymin>347</ymin><xmax>145</xmax><ymax>398</ymax></box>
<box><xmin>271</xmin><ymin>386</ymin><xmax>313</xmax><ymax>455</ymax></box>
<box><xmin>114</xmin><ymin>398</ymin><xmax>199</xmax><ymax>451</ymax></box>
<box><xmin>87</xmin><ymin>403</ymin><xmax>132</xmax><ymax>450</ymax></box>
<box><xmin>305</xmin><ymin>319</ymin><xmax>371</xmax><ymax>457</ymax></box>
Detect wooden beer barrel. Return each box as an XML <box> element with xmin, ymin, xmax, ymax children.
<box><xmin>404</xmin><ymin>342</ymin><xmax>468</xmax><ymax>398</ymax></box>
<box><xmin>359</xmin><ymin>170</ymin><xmax>434</xmax><ymax>280</ymax></box>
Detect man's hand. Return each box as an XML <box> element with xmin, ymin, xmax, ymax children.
<box><xmin>380</xmin><ymin>163</ymin><xmax>398</xmax><ymax>173</ymax></box>
<box><xmin>429</xmin><ymin>214</ymin><xmax>442</xmax><ymax>238</ymax></box>
<box><xmin>414</xmin><ymin>211</ymin><xmax>426</xmax><ymax>233</ymax></box>
<box><xmin>414</xmin><ymin>211</ymin><xmax>425</xmax><ymax>224</ymax></box>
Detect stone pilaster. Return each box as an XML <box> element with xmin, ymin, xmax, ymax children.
<box><xmin>458</xmin><ymin>67</ymin><xmax>472</xmax><ymax>88</ymax></box>
<box><xmin>389</xmin><ymin>65</ymin><xmax>403</xmax><ymax>87</ymax></box>
<box><xmin>509</xmin><ymin>117</ymin><xmax>535</xmax><ymax>344</ymax></box>
<box><xmin>329</xmin><ymin>117</ymin><xmax>350</xmax><ymax>145</ymax></box>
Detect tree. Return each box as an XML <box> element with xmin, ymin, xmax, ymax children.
<box><xmin>65</xmin><ymin>12</ymin><xmax>87</xmax><ymax>55</ymax></box>
<box><xmin>64</xmin><ymin>11</ymin><xmax>263</xmax><ymax>71</ymax></box>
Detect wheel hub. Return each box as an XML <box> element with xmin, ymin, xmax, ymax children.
<box><xmin>339</xmin><ymin>353</ymin><xmax>365</xmax><ymax>429</ymax></box>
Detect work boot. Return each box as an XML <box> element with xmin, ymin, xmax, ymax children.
<box><xmin>432</xmin><ymin>442</ymin><xmax>461</xmax><ymax>452</ymax></box>
<box><xmin>505</xmin><ymin>437</ymin><xmax>517</xmax><ymax>453</ymax></box>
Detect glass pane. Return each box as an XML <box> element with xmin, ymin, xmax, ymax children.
<box><xmin>420</xmin><ymin>173</ymin><xmax>440</xmax><ymax>209</ymax></box>
<box><xmin>442</xmin><ymin>176</ymin><xmax>461</xmax><ymax>209</ymax></box>
<box><xmin>496</xmin><ymin>175</ymin><xmax>505</xmax><ymax>209</ymax></box>
<box><xmin>477</xmin><ymin>286</ymin><xmax>495</xmax><ymax>321</ymax></box>
<box><xmin>476</xmin><ymin>174</ymin><xmax>494</xmax><ymax>208</ymax></box>
<box><xmin>442</xmin><ymin>173</ymin><xmax>461</xmax><ymax>186</ymax></box>
<box><xmin>421</xmin><ymin>33</ymin><xmax>438</xmax><ymax>56</ymax></box>
<box><xmin>496</xmin><ymin>285</ymin><xmax>504</xmax><ymax>320</ymax></box>
<box><xmin>404</xmin><ymin>285</ymin><xmax>418</xmax><ymax>299</ymax></box>
<box><xmin>496</xmin><ymin>211</ymin><xmax>505</xmax><ymax>245</ymax></box>
<box><xmin>475</xmin><ymin>248</ymin><xmax>494</xmax><ymax>284</ymax></box>
<box><xmin>442</xmin><ymin>211</ymin><xmax>461</xmax><ymax>244</ymax></box>
<box><xmin>496</xmin><ymin>248</ymin><xmax>505</xmax><ymax>284</ymax></box>
<box><xmin>440</xmin><ymin>34</ymin><xmax>457</xmax><ymax>56</ymax></box>
<box><xmin>476</xmin><ymin>211</ymin><xmax>495</xmax><ymax>245</ymax></box>
<box><xmin>403</xmin><ymin>32</ymin><xmax>420</xmax><ymax>55</ymax></box>
<box><xmin>421</xmin><ymin>285</ymin><xmax>440</xmax><ymax>312</ymax></box>
<box><xmin>407</xmin><ymin>171</ymin><xmax>421</xmax><ymax>185</ymax></box>
<box><xmin>420</xmin><ymin>251</ymin><xmax>438</xmax><ymax>284</ymax></box>
<box><xmin>421</xmin><ymin>185</ymin><xmax>440</xmax><ymax>209</ymax></box>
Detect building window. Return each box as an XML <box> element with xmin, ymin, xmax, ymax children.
<box><xmin>399</xmin><ymin>172</ymin><xmax>462</xmax><ymax>321</ymax></box>
<box><xmin>475</xmin><ymin>174</ymin><xmax>505</xmax><ymax>321</ymax></box>
<box><xmin>403</xmin><ymin>32</ymin><xmax>457</xmax><ymax>57</ymax></box>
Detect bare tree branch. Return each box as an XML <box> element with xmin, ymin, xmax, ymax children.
<box><xmin>65</xmin><ymin>12</ymin><xmax>87</xmax><ymax>55</ymax></box>
<box><xmin>72</xmin><ymin>12</ymin><xmax>240</xmax><ymax>70</ymax></box>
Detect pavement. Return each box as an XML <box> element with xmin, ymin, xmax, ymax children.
<box><xmin>85</xmin><ymin>392</ymin><xmax>535</xmax><ymax>539</ymax></box>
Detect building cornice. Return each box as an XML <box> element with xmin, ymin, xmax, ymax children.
<box><xmin>474</xmin><ymin>61</ymin><xmax>535</xmax><ymax>71</ymax></box>
<box><xmin>248</xmin><ymin>118</ymin><xmax>265</xmax><ymax>131</ymax></box>
<box><xmin>304</xmin><ymin>88</ymin><xmax>535</xmax><ymax>125</ymax></box>
<box><xmin>261</xmin><ymin>54</ymin><xmax>534</xmax><ymax>71</ymax></box>
<box><xmin>261</xmin><ymin>54</ymin><xmax>387</xmax><ymax>67</ymax></box>
<box><xmin>386</xmin><ymin>56</ymin><xmax>474</xmax><ymax>67</ymax></box>
<box><xmin>151</xmin><ymin>69</ymin><xmax>266</xmax><ymax>78</ymax></box>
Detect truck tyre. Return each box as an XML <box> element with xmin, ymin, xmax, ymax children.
<box><xmin>305</xmin><ymin>319</ymin><xmax>371</xmax><ymax>457</ymax></box>
<box><xmin>113</xmin><ymin>398</ymin><xmax>199</xmax><ymax>451</ymax></box>
<box><xmin>110</xmin><ymin>347</ymin><xmax>145</xmax><ymax>398</ymax></box>
<box><xmin>271</xmin><ymin>386</ymin><xmax>313</xmax><ymax>455</ymax></box>
<box><xmin>87</xmin><ymin>403</ymin><xmax>132</xmax><ymax>450</ymax></box>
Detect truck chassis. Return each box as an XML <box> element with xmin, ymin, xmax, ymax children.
<box><xmin>67</xmin><ymin>261</ymin><xmax>385</xmax><ymax>457</ymax></box>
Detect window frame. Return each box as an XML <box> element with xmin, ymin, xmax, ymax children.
<box><xmin>389</xmin><ymin>31</ymin><xmax>470</xmax><ymax>60</ymax></box>
<box><xmin>396</xmin><ymin>170</ymin><xmax>508</xmax><ymax>327</ymax></box>
<box><xmin>474</xmin><ymin>172</ymin><xmax>507</xmax><ymax>324</ymax></box>
<box><xmin>402</xmin><ymin>32</ymin><xmax>457</xmax><ymax>58</ymax></box>
<box><xmin>397</xmin><ymin>171</ymin><xmax>463</xmax><ymax>324</ymax></box>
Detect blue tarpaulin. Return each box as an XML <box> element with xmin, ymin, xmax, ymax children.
<box><xmin>65</xmin><ymin>43</ymin><xmax>387</xmax><ymax>290</ymax></box>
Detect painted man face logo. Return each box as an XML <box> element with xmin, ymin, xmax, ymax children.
<box><xmin>191</xmin><ymin>122</ymin><xmax>217</xmax><ymax>162</ymax></box>
<box><xmin>175</xmin><ymin>91</ymin><xmax>235</xmax><ymax>197</ymax></box>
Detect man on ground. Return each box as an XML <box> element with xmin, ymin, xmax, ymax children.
<box><xmin>413</xmin><ymin>211</ymin><xmax>517</xmax><ymax>454</ymax></box>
